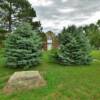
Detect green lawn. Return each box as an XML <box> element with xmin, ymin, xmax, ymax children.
<box><xmin>0</xmin><ymin>49</ymin><xmax>100</xmax><ymax>100</ymax></box>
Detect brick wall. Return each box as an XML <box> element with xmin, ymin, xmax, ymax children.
<box><xmin>43</xmin><ymin>31</ymin><xmax>59</xmax><ymax>50</ymax></box>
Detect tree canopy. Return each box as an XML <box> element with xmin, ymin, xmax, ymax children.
<box><xmin>0</xmin><ymin>0</ymin><xmax>36</xmax><ymax>32</ymax></box>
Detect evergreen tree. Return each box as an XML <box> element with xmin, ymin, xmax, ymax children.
<box><xmin>83</xmin><ymin>22</ymin><xmax>100</xmax><ymax>49</ymax></box>
<box><xmin>54</xmin><ymin>26</ymin><xmax>91</xmax><ymax>65</ymax></box>
<box><xmin>0</xmin><ymin>0</ymin><xmax>36</xmax><ymax>32</ymax></box>
<box><xmin>5</xmin><ymin>23</ymin><xmax>42</xmax><ymax>69</ymax></box>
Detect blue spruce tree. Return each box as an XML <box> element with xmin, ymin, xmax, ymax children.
<box><xmin>5</xmin><ymin>23</ymin><xmax>42</xmax><ymax>69</ymax></box>
<box><xmin>55</xmin><ymin>26</ymin><xmax>91</xmax><ymax>65</ymax></box>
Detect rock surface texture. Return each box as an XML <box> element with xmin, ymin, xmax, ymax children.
<box><xmin>4</xmin><ymin>71</ymin><xmax>46</xmax><ymax>93</ymax></box>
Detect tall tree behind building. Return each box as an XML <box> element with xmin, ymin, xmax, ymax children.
<box><xmin>0</xmin><ymin>0</ymin><xmax>36</xmax><ymax>32</ymax></box>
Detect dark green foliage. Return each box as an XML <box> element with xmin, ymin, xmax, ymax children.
<box><xmin>83</xmin><ymin>22</ymin><xmax>100</xmax><ymax>49</ymax></box>
<box><xmin>5</xmin><ymin>23</ymin><xmax>42</xmax><ymax>69</ymax></box>
<box><xmin>0</xmin><ymin>0</ymin><xmax>36</xmax><ymax>32</ymax></box>
<box><xmin>0</xmin><ymin>28</ymin><xmax>7</xmax><ymax>45</ymax></box>
<box><xmin>54</xmin><ymin>26</ymin><xmax>91</xmax><ymax>65</ymax></box>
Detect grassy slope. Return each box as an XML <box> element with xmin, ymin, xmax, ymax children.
<box><xmin>0</xmin><ymin>49</ymin><xmax>100</xmax><ymax>100</ymax></box>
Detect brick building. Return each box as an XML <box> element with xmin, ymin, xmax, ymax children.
<box><xmin>43</xmin><ymin>31</ymin><xmax>59</xmax><ymax>50</ymax></box>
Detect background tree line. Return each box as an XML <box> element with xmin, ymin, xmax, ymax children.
<box><xmin>83</xmin><ymin>20</ymin><xmax>100</xmax><ymax>49</ymax></box>
<box><xmin>0</xmin><ymin>0</ymin><xmax>100</xmax><ymax>49</ymax></box>
<box><xmin>59</xmin><ymin>20</ymin><xmax>100</xmax><ymax>49</ymax></box>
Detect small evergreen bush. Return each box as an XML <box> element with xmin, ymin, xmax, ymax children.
<box><xmin>5</xmin><ymin>23</ymin><xmax>42</xmax><ymax>69</ymax></box>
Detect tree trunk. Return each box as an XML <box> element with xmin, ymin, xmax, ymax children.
<box><xmin>8</xmin><ymin>2</ymin><xmax>12</xmax><ymax>32</ymax></box>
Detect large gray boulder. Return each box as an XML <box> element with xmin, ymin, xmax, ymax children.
<box><xmin>4</xmin><ymin>71</ymin><xmax>46</xmax><ymax>93</ymax></box>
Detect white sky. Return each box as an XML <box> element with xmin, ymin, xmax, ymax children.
<box><xmin>28</xmin><ymin>0</ymin><xmax>100</xmax><ymax>33</ymax></box>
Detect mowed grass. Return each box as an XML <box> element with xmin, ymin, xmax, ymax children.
<box><xmin>0</xmin><ymin>48</ymin><xmax>100</xmax><ymax>100</ymax></box>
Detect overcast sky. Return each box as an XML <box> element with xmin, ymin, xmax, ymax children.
<box><xmin>28</xmin><ymin>0</ymin><xmax>100</xmax><ymax>33</ymax></box>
